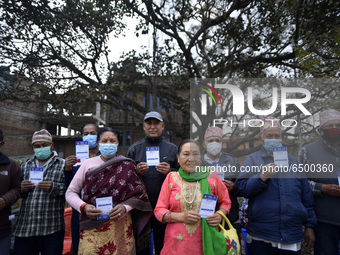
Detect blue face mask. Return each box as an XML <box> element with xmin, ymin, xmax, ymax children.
<box><xmin>82</xmin><ymin>135</ymin><xmax>98</xmax><ymax>149</ymax></box>
<box><xmin>34</xmin><ymin>146</ymin><xmax>52</xmax><ymax>160</ymax></box>
<box><xmin>264</xmin><ymin>139</ymin><xmax>282</xmax><ymax>153</ymax></box>
<box><xmin>99</xmin><ymin>143</ymin><xmax>118</xmax><ymax>158</ymax></box>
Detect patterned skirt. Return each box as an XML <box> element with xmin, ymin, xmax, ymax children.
<box><xmin>79</xmin><ymin>213</ymin><xmax>136</xmax><ymax>255</ymax></box>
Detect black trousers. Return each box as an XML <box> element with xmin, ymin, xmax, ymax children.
<box><xmin>151</xmin><ymin>214</ymin><xmax>166</xmax><ymax>255</ymax></box>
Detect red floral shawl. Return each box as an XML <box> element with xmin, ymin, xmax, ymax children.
<box><xmin>80</xmin><ymin>155</ymin><xmax>153</xmax><ymax>252</ymax></box>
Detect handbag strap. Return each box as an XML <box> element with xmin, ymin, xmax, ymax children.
<box><xmin>216</xmin><ymin>210</ymin><xmax>234</xmax><ymax>230</ymax></box>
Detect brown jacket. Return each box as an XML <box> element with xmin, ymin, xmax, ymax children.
<box><xmin>0</xmin><ymin>152</ymin><xmax>21</xmax><ymax>238</ymax></box>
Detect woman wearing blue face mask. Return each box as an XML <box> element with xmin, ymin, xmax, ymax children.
<box><xmin>66</xmin><ymin>127</ymin><xmax>153</xmax><ymax>255</ymax></box>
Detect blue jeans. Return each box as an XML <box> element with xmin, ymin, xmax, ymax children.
<box><xmin>248</xmin><ymin>239</ymin><xmax>301</xmax><ymax>255</ymax></box>
<box><xmin>314</xmin><ymin>221</ymin><xmax>340</xmax><ymax>255</ymax></box>
<box><xmin>0</xmin><ymin>235</ymin><xmax>11</xmax><ymax>255</ymax></box>
<box><xmin>14</xmin><ymin>229</ymin><xmax>65</xmax><ymax>255</ymax></box>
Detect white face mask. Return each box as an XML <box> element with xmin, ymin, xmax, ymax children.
<box><xmin>207</xmin><ymin>142</ymin><xmax>222</xmax><ymax>156</ymax></box>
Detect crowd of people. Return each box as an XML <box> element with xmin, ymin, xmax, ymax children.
<box><xmin>0</xmin><ymin>109</ymin><xmax>339</xmax><ymax>255</ymax></box>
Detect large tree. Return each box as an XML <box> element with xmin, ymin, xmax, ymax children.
<box><xmin>121</xmin><ymin>0</ymin><xmax>339</xmax><ymax>77</ymax></box>
<box><xmin>1</xmin><ymin>0</ymin><xmax>339</xmax><ymax>148</ymax></box>
<box><xmin>120</xmin><ymin>0</ymin><xmax>339</xmax><ymax>148</ymax></box>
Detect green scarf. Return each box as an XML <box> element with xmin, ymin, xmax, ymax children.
<box><xmin>178</xmin><ymin>167</ymin><xmax>226</xmax><ymax>255</ymax></box>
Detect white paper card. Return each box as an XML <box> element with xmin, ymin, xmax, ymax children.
<box><xmin>199</xmin><ymin>194</ymin><xmax>218</xmax><ymax>218</ymax></box>
<box><xmin>146</xmin><ymin>147</ymin><xmax>160</xmax><ymax>166</ymax></box>
<box><xmin>273</xmin><ymin>147</ymin><xmax>289</xmax><ymax>168</ymax></box>
<box><xmin>30</xmin><ymin>167</ymin><xmax>44</xmax><ymax>185</ymax></box>
<box><xmin>76</xmin><ymin>141</ymin><xmax>89</xmax><ymax>165</ymax></box>
<box><xmin>96</xmin><ymin>196</ymin><xmax>113</xmax><ymax>220</ymax></box>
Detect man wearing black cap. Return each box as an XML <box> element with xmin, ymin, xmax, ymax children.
<box><xmin>127</xmin><ymin>111</ymin><xmax>178</xmax><ymax>255</ymax></box>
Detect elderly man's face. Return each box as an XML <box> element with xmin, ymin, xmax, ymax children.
<box><xmin>83</xmin><ymin>124</ymin><xmax>98</xmax><ymax>137</ymax></box>
<box><xmin>32</xmin><ymin>141</ymin><xmax>53</xmax><ymax>149</ymax></box>
<box><xmin>143</xmin><ymin>118</ymin><xmax>165</xmax><ymax>139</ymax></box>
<box><xmin>203</xmin><ymin>136</ymin><xmax>222</xmax><ymax>149</ymax></box>
<box><xmin>319</xmin><ymin>120</ymin><xmax>340</xmax><ymax>141</ymax></box>
<box><xmin>32</xmin><ymin>141</ymin><xmax>54</xmax><ymax>156</ymax></box>
<box><xmin>261</xmin><ymin>128</ymin><xmax>282</xmax><ymax>144</ymax></box>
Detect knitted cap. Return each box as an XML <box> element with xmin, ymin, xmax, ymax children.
<box><xmin>260</xmin><ymin>117</ymin><xmax>281</xmax><ymax>134</ymax></box>
<box><xmin>319</xmin><ymin>109</ymin><xmax>340</xmax><ymax>127</ymax></box>
<box><xmin>204</xmin><ymin>126</ymin><xmax>223</xmax><ymax>139</ymax></box>
<box><xmin>32</xmin><ymin>129</ymin><xmax>52</xmax><ymax>144</ymax></box>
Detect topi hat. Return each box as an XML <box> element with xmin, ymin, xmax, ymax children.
<box><xmin>319</xmin><ymin>109</ymin><xmax>340</xmax><ymax>127</ymax></box>
<box><xmin>32</xmin><ymin>129</ymin><xmax>52</xmax><ymax>145</ymax></box>
<box><xmin>204</xmin><ymin>126</ymin><xmax>223</xmax><ymax>140</ymax></box>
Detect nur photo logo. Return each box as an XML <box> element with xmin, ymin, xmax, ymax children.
<box><xmin>196</xmin><ymin>82</ymin><xmax>223</xmax><ymax>115</ymax></box>
<box><xmin>198</xmin><ymin>82</ymin><xmax>311</xmax><ymax>117</ymax></box>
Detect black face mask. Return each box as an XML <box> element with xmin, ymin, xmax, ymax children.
<box><xmin>321</xmin><ymin>128</ymin><xmax>340</xmax><ymax>142</ymax></box>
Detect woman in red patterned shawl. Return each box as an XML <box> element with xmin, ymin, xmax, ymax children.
<box><xmin>66</xmin><ymin>127</ymin><xmax>153</xmax><ymax>255</ymax></box>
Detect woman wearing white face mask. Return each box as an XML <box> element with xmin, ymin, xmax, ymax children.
<box><xmin>66</xmin><ymin>127</ymin><xmax>153</xmax><ymax>255</ymax></box>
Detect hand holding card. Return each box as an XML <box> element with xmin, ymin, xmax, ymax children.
<box><xmin>96</xmin><ymin>197</ymin><xmax>113</xmax><ymax>220</ymax></box>
<box><xmin>199</xmin><ymin>194</ymin><xmax>218</xmax><ymax>218</ymax></box>
<box><xmin>30</xmin><ymin>167</ymin><xmax>44</xmax><ymax>185</ymax></box>
<box><xmin>146</xmin><ymin>147</ymin><xmax>160</xmax><ymax>166</ymax></box>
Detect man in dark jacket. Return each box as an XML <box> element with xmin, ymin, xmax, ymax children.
<box><xmin>0</xmin><ymin>128</ymin><xmax>21</xmax><ymax>255</ymax></box>
<box><xmin>235</xmin><ymin>118</ymin><xmax>316</xmax><ymax>255</ymax></box>
<box><xmin>299</xmin><ymin>109</ymin><xmax>340</xmax><ymax>255</ymax></box>
<box><xmin>126</xmin><ymin>111</ymin><xmax>178</xmax><ymax>255</ymax></box>
<box><xmin>200</xmin><ymin>126</ymin><xmax>241</xmax><ymax>233</ymax></box>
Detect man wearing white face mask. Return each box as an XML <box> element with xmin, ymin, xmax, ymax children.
<box><xmin>201</xmin><ymin>126</ymin><xmax>242</xmax><ymax>234</ymax></box>
<box><xmin>13</xmin><ymin>129</ymin><xmax>66</xmax><ymax>255</ymax></box>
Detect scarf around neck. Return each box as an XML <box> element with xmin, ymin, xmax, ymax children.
<box><xmin>178</xmin><ymin>167</ymin><xmax>226</xmax><ymax>255</ymax></box>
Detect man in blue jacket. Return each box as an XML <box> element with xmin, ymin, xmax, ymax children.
<box><xmin>126</xmin><ymin>111</ymin><xmax>178</xmax><ymax>255</ymax></box>
<box><xmin>235</xmin><ymin>118</ymin><xmax>316</xmax><ymax>255</ymax></box>
<box><xmin>299</xmin><ymin>109</ymin><xmax>340</xmax><ymax>255</ymax></box>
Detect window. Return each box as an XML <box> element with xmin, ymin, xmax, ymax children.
<box><xmin>143</xmin><ymin>93</ymin><xmax>173</xmax><ymax>111</ymax></box>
